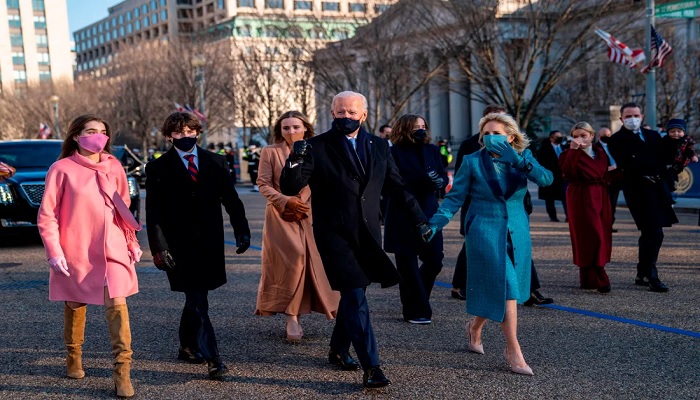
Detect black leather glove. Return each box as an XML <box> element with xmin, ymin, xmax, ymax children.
<box><xmin>417</xmin><ymin>222</ymin><xmax>436</xmax><ymax>243</ymax></box>
<box><xmin>289</xmin><ymin>140</ymin><xmax>311</xmax><ymax>164</ymax></box>
<box><xmin>153</xmin><ymin>250</ymin><xmax>176</xmax><ymax>271</ymax></box>
<box><xmin>236</xmin><ymin>234</ymin><xmax>251</xmax><ymax>254</ymax></box>
<box><xmin>426</xmin><ymin>170</ymin><xmax>444</xmax><ymax>189</ymax></box>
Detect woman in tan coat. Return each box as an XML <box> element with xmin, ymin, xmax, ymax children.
<box><xmin>255</xmin><ymin>111</ymin><xmax>339</xmax><ymax>342</ymax></box>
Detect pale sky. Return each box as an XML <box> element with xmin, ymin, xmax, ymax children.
<box><xmin>66</xmin><ymin>0</ymin><xmax>122</xmax><ymax>37</ymax></box>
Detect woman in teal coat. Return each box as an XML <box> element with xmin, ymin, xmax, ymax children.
<box><xmin>428</xmin><ymin>113</ymin><xmax>552</xmax><ymax>376</ymax></box>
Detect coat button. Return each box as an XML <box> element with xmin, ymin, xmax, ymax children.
<box><xmin>363</xmin><ymin>218</ymin><xmax>368</xmax><ymax>222</ymax></box>
<box><xmin>361</xmin><ymin>196</ymin><xmax>365</xmax><ymax>201</ymax></box>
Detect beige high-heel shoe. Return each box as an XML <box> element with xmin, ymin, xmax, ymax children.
<box><xmin>465</xmin><ymin>320</ymin><xmax>484</xmax><ymax>354</ymax></box>
<box><xmin>504</xmin><ymin>348</ymin><xmax>534</xmax><ymax>376</ymax></box>
<box><xmin>285</xmin><ymin>317</ymin><xmax>303</xmax><ymax>343</ymax></box>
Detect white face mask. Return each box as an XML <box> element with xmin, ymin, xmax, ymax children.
<box><xmin>623</xmin><ymin>117</ymin><xmax>642</xmax><ymax>132</ymax></box>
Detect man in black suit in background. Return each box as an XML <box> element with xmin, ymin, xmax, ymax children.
<box><xmin>280</xmin><ymin>91</ymin><xmax>431</xmax><ymax>389</ymax></box>
<box><xmin>537</xmin><ymin>130</ymin><xmax>568</xmax><ymax>222</ymax></box>
<box><xmin>146</xmin><ymin>112</ymin><xmax>251</xmax><ymax>379</ymax></box>
<box><xmin>606</xmin><ymin>103</ymin><xmax>677</xmax><ymax>292</ymax></box>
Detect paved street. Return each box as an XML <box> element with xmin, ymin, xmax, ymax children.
<box><xmin>1</xmin><ymin>187</ymin><xmax>699</xmax><ymax>399</ymax></box>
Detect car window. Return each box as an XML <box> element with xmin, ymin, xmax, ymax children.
<box><xmin>0</xmin><ymin>143</ymin><xmax>62</xmax><ymax>169</ymax></box>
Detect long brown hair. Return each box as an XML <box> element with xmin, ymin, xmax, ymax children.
<box><xmin>390</xmin><ymin>114</ymin><xmax>431</xmax><ymax>145</ymax></box>
<box><xmin>59</xmin><ymin>114</ymin><xmax>113</xmax><ymax>160</ymax></box>
<box><xmin>272</xmin><ymin>111</ymin><xmax>315</xmax><ymax>144</ymax></box>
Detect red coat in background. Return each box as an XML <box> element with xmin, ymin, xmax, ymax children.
<box><xmin>559</xmin><ymin>144</ymin><xmax>612</xmax><ymax>289</ymax></box>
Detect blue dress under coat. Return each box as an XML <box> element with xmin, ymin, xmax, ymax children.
<box><xmin>430</xmin><ymin>148</ymin><xmax>553</xmax><ymax>322</ymax></box>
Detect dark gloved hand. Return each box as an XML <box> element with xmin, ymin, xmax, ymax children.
<box><xmin>417</xmin><ymin>222</ymin><xmax>437</xmax><ymax>243</ymax></box>
<box><xmin>236</xmin><ymin>234</ymin><xmax>251</xmax><ymax>254</ymax></box>
<box><xmin>289</xmin><ymin>140</ymin><xmax>311</xmax><ymax>164</ymax></box>
<box><xmin>426</xmin><ymin>170</ymin><xmax>444</xmax><ymax>189</ymax></box>
<box><xmin>153</xmin><ymin>250</ymin><xmax>176</xmax><ymax>271</ymax></box>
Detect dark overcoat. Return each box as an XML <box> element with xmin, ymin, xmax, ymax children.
<box><xmin>280</xmin><ymin>127</ymin><xmax>427</xmax><ymax>291</ymax></box>
<box><xmin>145</xmin><ymin>147</ymin><xmax>251</xmax><ymax>292</ymax></box>
<box><xmin>383</xmin><ymin>142</ymin><xmax>446</xmax><ymax>253</ymax></box>
<box><xmin>606</xmin><ymin>127</ymin><xmax>677</xmax><ymax>229</ymax></box>
<box><xmin>537</xmin><ymin>140</ymin><xmax>565</xmax><ymax>201</ymax></box>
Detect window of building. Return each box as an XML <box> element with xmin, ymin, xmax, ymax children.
<box><xmin>177</xmin><ymin>0</ymin><xmax>192</xmax><ymax>4</ymax></box>
<box><xmin>127</xmin><ymin>23</ymin><xmax>132</xmax><ymax>33</ymax></box>
<box><xmin>32</xmin><ymin>0</ymin><xmax>44</xmax><ymax>11</ymax></box>
<box><xmin>375</xmin><ymin>4</ymin><xmax>391</xmax><ymax>13</ymax></box>
<box><xmin>206</xmin><ymin>3</ymin><xmax>214</xmax><ymax>13</ymax></box>
<box><xmin>92</xmin><ymin>37</ymin><xmax>97</xmax><ymax>46</ymax></box>
<box><xmin>134</xmin><ymin>8</ymin><xmax>140</xmax><ymax>17</ymax></box>
<box><xmin>12</xmin><ymin>52</ymin><xmax>24</xmax><ymax>65</ymax></box>
<box><xmin>39</xmin><ymin>70</ymin><xmax>51</xmax><ymax>81</ymax></box>
<box><xmin>217</xmin><ymin>0</ymin><xmax>224</xmax><ymax>9</ymax></box>
<box><xmin>143</xmin><ymin>17</ymin><xmax>149</xmax><ymax>27</ymax></box>
<box><xmin>294</xmin><ymin>1</ymin><xmax>311</xmax><ymax>10</ymax></box>
<box><xmin>349</xmin><ymin>3</ymin><xmax>366</xmax><ymax>12</ymax></box>
<box><xmin>98</xmin><ymin>23</ymin><xmax>103</xmax><ymax>33</ymax></box>
<box><xmin>151</xmin><ymin>13</ymin><xmax>158</xmax><ymax>24</ymax></box>
<box><xmin>10</xmin><ymin>33</ymin><xmax>23</xmax><ymax>46</ymax></box>
<box><xmin>151</xmin><ymin>0</ymin><xmax>157</xmax><ymax>9</ymax></box>
<box><xmin>266</xmin><ymin>0</ymin><xmax>283</xmax><ymax>9</ymax></box>
<box><xmin>13</xmin><ymin>69</ymin><xmax>27</xmax><ymax>83</ymax></box>
<box><xmin>238</xmin><ymin>0</ymin><xmax>254</xmax><ymax>6</ymax></box>
<box><xmin>126</xmin><ymin>11</ymin><xmax>132</xmax><ymax>21</ymax></box>
<box><xmin>135</xmin><ymin>20</ymin><xmax>141</xmax><ymax>30</ymax></box>
<box><xmin>142</xmin><ymin>4</ymin><xmax>148</xmax><ymax>14</ymax></box>
<box><xmin>196</xmin><ymin>7</ymin><xmax>203</xmax><ymax>17</ymax></box>
<box><xmin>112</xmin><ymin>29</ymin><xmax>117</xmax><ymax>38</ymax></box>
<box><xmin>119</xmin><ymin>26</ymin><xmax>125</xmax><ymax>36</ymax></box>
<box><xmin>119</xmin><ymin>14</ymin><xmax>124</xmax><ymax>24</ymax></box>
<box><xmin>237</xmin><ymin>24</ymin><xmax>251</xmax><ymax>36</ymax></box>
<box><xmin>38</xmin><ymin>52</ymin><xmax>50</xmax><ymax>65</ymax></box>
<box><xmin>6</xmin><ymin>0</ymin><xmax>19</xmax><ymax>9</ymax></box>
<box><xmin>34</xmin><ymin>15</ymin><xmax>47</xmax><ymax>29</ymax></box>
<box><xmin>92</xmin><ymin>26</ymin><xmax>97</xmax><ymax>35</ymax></box>
<box><xmin>8</xmin><ymin>14</ymin><xmax>21</xmax><ymax>28</ymax></box>
<box><xmin>332</xmin><ymin>29</ymin><xmax>348</xmax><ymax>39</ymax></box>
<box><xmin>322</xmin><ymin>2</ymin><xmax>339</xmax><ymax>11</ymax></box>
<box><xmin>106</xmin><ymin>32</ymin><xmax>111</xmax><ymax>41</ymax></box>
<box><xmin>161</xmin><ymin>0</ymin><xmax>167</xmax><ymax>6</ymax></box>
<box><xmin>161</xmin><ymin>10</ymin><xmax>167</xmax><ymax>20</ymax></box>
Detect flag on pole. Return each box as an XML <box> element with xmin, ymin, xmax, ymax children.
<box><xmin>174</xmin><ymin>102</ymin><xmax>184</xmax><ymax>112</ymax></box>
<box><xmin>595</xmin><ymin>28</ymin><xmax>645</xmax><ymax>68</ymax></box>
<box><xmin>38</xmin><ymin>123</ymin><xmax>52</xmax><ymax>139</ymax></box>
<box><xmin>193</xmin><ymin>108</ymin><xmax>207</xmax><ymax>122</ymax></box>
<box><xmin>641</xmin><ymin>26</ymin><xmax>673</xmax><ymax>74</ymax></box>
<box><xmin>608</xmin><ymin>48</ymin><xmax>646</xmax><ymax>69</ymax></box>
<box><xmin>184</xmin><ymin>104</ymin><xmax>194</xmax><ymax>113</ymax></box>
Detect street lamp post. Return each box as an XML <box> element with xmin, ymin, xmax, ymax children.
<box><xmin>49</xmin><ymin>95</ymin><xmax>60</xmax><ymax>138</ymax></box>
<box><xmin>191</xmin><ymin>55</ymin><xmax>207</xmax><ymax>148</ymax></box>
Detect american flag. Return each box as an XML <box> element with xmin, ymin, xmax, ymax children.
<box><xmin>641</xmin><ymin>26</ymin><xmax>673</xmax><ymax>74</ymax></box>
<box><xmin>595</xmin><ymin>29</ymin><xmax>645</xmax><ymax>68</ymax></box>
<box><xmin>38</xmin><ymin>123</ymin><xmax>52</xmax><ymax>139</ymax></box>
<box><xmin>608</xmin><ymin>48</ymin><xmax>646</xmax><ymax>69</ymax></box>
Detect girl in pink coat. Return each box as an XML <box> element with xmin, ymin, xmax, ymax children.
<box><xmin>37</xmin><ymin>115</ymin><xmax>141</xmax><ymax>399</ymax></box>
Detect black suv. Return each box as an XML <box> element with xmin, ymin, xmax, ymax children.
<box><xmin>0</xmin><ymin>140</ymin><xmax>141</xmax><ymax>234</ymax></box>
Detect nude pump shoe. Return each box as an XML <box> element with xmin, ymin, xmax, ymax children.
<box><xmin>504</xmin><ymin>348</ymin><xmax>534</xmax><ymax>376</ymax></box>
<box><xmin>465</xmin><ymin>320</ymin><xmax>484</xmax><ymax>354</ymax></box>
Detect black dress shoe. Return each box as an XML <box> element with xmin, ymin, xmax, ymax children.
<box><xmin>177</xmin><ymin>347</ymin><xmax>206</xmax><ymax>364</ymax></box>
<box><xmin>549</xmin><ymin>217</ymin><xmax>560</xmax><ymax>222</ymax></box>
<box><xmin>648</xmin><ymin>278</ymin><xmax>669</xmax><ymax>293</ymax></box>
<box><xmin>363</xmin><ymin>366</ymin><xmax>390</xmax><ymax>388</ymax></box>
<box><xmin>328</xmin><ymin>350</ymin><xmax>360</xmax><ymax>371</ymax></box>
<box><xmin>635</xmin><ymin>276</ymin><xmax>648</xmax><ymax>286</ymax></box>
<box><xmin>523</xmin><ymin>290</ymin><xmax>554</xmax><ymax>306</ymax></box>
<box><xmin>207</xmin><ymin>360</ymin><xmax>229</xmax><ymax>380</ymax></box>
<box><xmin>451</xmin><ymin>288</ymin><xmax>466</xmax><ymax>300</ymax></box>
<box><xmin>597</xmin><ymin>285</ymin><xmax>611</xmax><ymax>293</ymax></box>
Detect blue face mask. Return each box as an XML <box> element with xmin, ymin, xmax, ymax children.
<box><xmin>483</xmin><ymin>134</ymin><xmax>509</xmax><ymax>153</ymax></box>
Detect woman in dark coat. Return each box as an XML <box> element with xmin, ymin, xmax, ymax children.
<box><xmin>384</xmin><ymin>114</ymin><xmax>447</xmax><ymax>324</ymax></box>
<box><xmin>559</xmin><ymin>122</ymin><xmax>612</xmax><ymax>293</ymax></box>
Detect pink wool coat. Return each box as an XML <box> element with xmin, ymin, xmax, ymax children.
<box><xmin>38</xmin><ymin>152</ymin><xmax>140</xmax><ymax>305</ymax></box>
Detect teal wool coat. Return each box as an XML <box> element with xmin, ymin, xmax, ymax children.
<box><xmin>431</xmin><ymin>148</ymin><xmax>553</xmax><ymax>322</ymax></box>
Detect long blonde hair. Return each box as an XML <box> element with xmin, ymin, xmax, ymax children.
<box><xmin>478</xmin><ymin>113</ymin><xmax>530</xmax><ymax>153</ymax></box>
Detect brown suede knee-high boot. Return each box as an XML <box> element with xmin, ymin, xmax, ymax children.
<box><xmin>64</xmin><ymin>303</ymin><xmax>86</xmax><ymax>379</ymax></box>
<box><xmin>106</xmin><ymin>304</ymin><xmax>134</xmax><ymax>398</ymax></box>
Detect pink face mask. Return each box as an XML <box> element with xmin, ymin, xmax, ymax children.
<box><xmin>78</xmin><ymin>133</ymin><xmax>109</xmax><ymax>154</ymax></box>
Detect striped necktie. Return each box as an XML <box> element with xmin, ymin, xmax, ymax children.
<box><xmin>184</xmin><ymin>154</ymin><xmax>198</xmax><ymax>182</ymax></box>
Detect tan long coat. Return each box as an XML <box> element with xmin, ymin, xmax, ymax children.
<box><xmin>255</xmin><ymin>143</ymin><xmax>338</xmax><ymax>318</ymax></box>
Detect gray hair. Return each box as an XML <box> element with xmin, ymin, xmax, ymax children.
<box><xmin>332</xmin><ymin>91</ymin><xmax>368</xmax><ymax>111</ymax></box>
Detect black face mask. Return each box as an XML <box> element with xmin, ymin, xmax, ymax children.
<box><xmin>172</xmin><ymin>136</ymin><xmax>198</xmax><ymax>152</ymax></box>
<box><xmin>411</xmin><ymin>129</ymin><xmax>427</xmax><ymax>142</ymax></box>
<box><xmin>554</xmin><ymin>136</ymin><xmax>564</xmax><ymax>144</ymax></box>
<box><xmin>333</xmin><ymin>117</ymin><xmax>361</xmax><ymax>135</ymax></box>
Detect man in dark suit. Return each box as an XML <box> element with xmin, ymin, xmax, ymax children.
<box><xmin>537</xmin><ymin>130</ymin><xmax>567</xmax><ymax>221</ymax></box>
<box><xmin>146</xmin><ymin>112</ymin><xmax>251</xmax><ymax>379</ymax></box>
<box><xmin>606</xmin><ymin>103</ymin><xmax>677</xmax><ymax>292</ymax></box>
<box><xmin>280</xmin><ymin>91</ymin><xmax>430</xmax><ymax>389</ymax></box>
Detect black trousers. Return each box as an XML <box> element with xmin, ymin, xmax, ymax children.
<box><xmin>179</xmin><ymin>290</ymin><xmax>220</xmax><ymax>361</ymax></box>
<box><xmin>608</xmin><ymin>183</ymin><xmax>621</xmax><ymax>224</ymax></box>
<box><xmin>545</xmin><ymin>198</ymin><xmax>568</xmax><ymax>221</ymax></box>
<box><xmin>329</xmin><ymin>288</ymin><xmax>379</xmax><ymax>371</ymax></box>
<box><xmin>637</xmin><ymin>227</ymin><xmax>665</xmax><ymax>279</ymax></box>
<box><xmin>395</xmin><ymin>232</ymin><xmax>444</xmax><ymax>320</ymax></box>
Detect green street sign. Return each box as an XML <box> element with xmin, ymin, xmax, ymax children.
<box><xmin>655</xmin><ymin>0</ymin><xmax>700</xmax><ymax>15</ymax></box>
<box><xmin>657</xmin><ymin>9</ymin><xmax>697</xmax><ymax>18</ymax></box>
